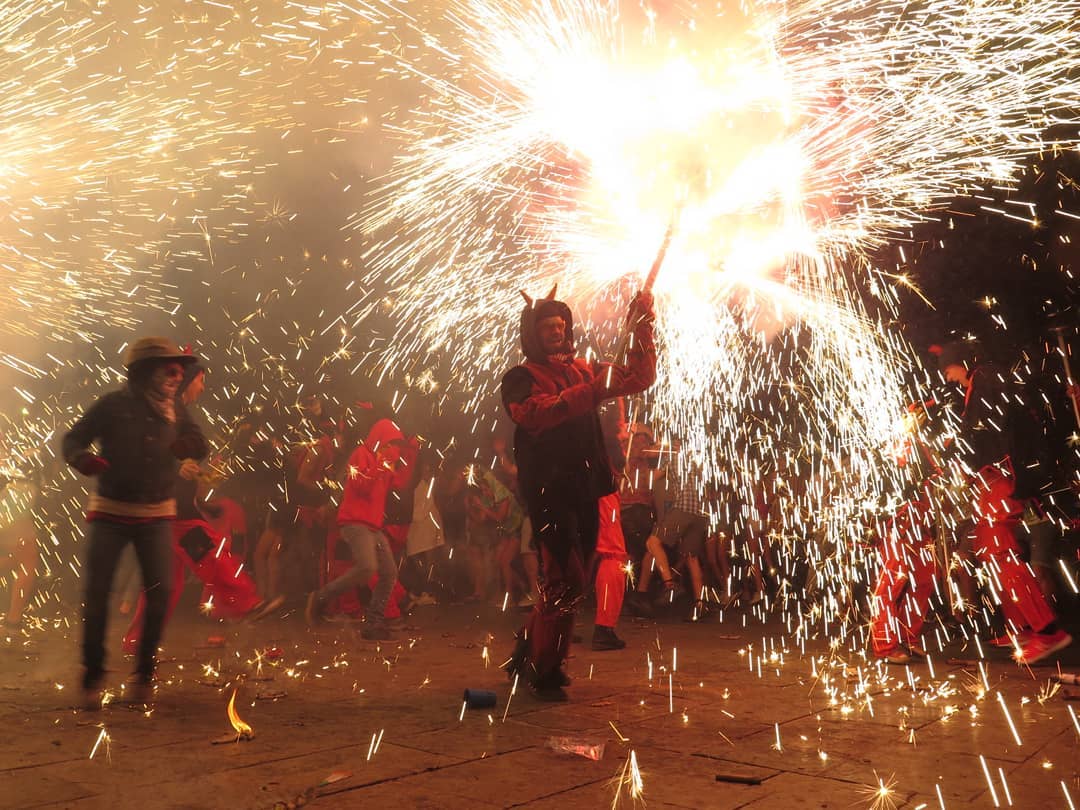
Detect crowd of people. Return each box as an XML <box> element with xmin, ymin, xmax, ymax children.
<box><xmin>0</xmin><ymin>295</ymin><xmax>1078</xmax><ymax>707</ymax></box>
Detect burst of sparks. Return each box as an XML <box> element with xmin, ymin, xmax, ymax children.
<box><xmin>860</xmin><ymin>772</ymin><xmax>900</xmax><ymax>810</ymax></box>
<box><xmin>88</xmin><ymin>724</ymin><xmax>111</xmax><ymax>762</ymax></box>
<box><xmin>353</xmin><ymin>0</ymin><xmax>1080</xmax><ymax>559</ymax></box>
<box><xmin>611</xmin><ymin>748</ymin><xmax>645</xmax><ymax>809</ymax></box>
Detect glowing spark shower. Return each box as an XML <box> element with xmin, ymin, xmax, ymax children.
<box><xmin>354</xmin><ymin>0</ymin><xmax>1080</xmax><ymax>547</ymax></box>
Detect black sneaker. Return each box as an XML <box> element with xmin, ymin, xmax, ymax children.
<box><xmin>80</xmin><ymin>669</ymin><xmax>105</xmax><ymax>711</ymax></box>
<box><xmin>684</xmin><ymin>600</ymin><xmax>712</xmax><ymax>623</ymax></box>
<box><xmin>248</xmin><ymin>595</ymin><xmax>285</xmax><ymax>622</ymax></box>
<box><xmin>592</xmin><ymin>625</ymin><xmax>627</xmax><ymax>651</ymax></box>
<box><xmin>550</xmin><ymin>668</ymin><xmax>572</xmax><ymax>688</ymax></box>
<box><xmin>81</xmin><ymin>681</ymin><xmax>104</xmax><ymax>711</ymax></box>
<box><xmin>530</xmin><ymin>666</ymin><xmax>571</xmax><ymax>689</ymax></box>
<box><xmin>125</xmin><ymin>674</ymin><xmax>156</xmax><ymax>706</ymax></box>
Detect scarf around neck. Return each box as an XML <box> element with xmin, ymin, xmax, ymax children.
<box><xmin>134</xmin><ymin>377</ymin><xmax>176</xmax><ymax>424</ymax></box>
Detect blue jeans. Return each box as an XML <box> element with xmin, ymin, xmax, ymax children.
<box><xmin>82</xmin><ymin>519</ymin><xmax>172</xmax><ymax>686</ymax></box>
<box><xmin>316</xmin><ymin>524</ymin><xmax>397</xmax><ymax>625</ymax></box>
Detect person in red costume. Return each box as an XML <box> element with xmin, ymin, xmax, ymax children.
<box><xmin>870</xmin><ymin>493</ymin><xmax>937</xmax><ymax>665</ymax></box>
<box><xmin>501</xmin><ymin>286</ymin><xmax>657</xmax><ymax>700</ymax></box>
<box><xmin>122</xmin><ymin>359</ymin><xmax>270</xmax><ymax>655</ymax></box>
<box><xmin>936</xmin><ymin>341</ymin><xmax>1071</xmax><ymax>665</ymax></box>
<box><xmin>870</xmin><ymin>404</ymin><xmax>943</xmax><ymax>665</ymax></box>
<box><xmin>63</xmin><ymin>337</ymin><xmax>207</xmax><ymax>709</ymax></box>
<box><xmin>305</xmin><ymin>413</ymin><xmax>415</xmax><ymax>640</ymax></box>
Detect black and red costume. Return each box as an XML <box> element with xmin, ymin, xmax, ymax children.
<box><xmin>501</xmin><ymin>294</ymin><xmax>656</xmax><ymax>695</ymax></box>
<box><xmin>956</xmin><ymin>364</ymin><xmax>1059</xmax><ymax>638</ymax></box>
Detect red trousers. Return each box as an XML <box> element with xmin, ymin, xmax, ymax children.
<box><xmin>123</xmin><ymin>520</ymin><xmax>260</xmax><ymax>653</ymax></box>
<box><xmin>870</xmin><ymin>540</ymin><xmax>936</xmax><ymax>657</ymax></box>
<box><xmin>594</xmin><ymin>492</ymin><xmax>628</xmax><ymax>629</ymax></box>
<box><xmin>871</xmin><ymin>498</ymin><xmax>937</xmax><ymax>656</ymax></box>
<box><xmin>519</xmin><ymin>496</ymin><xmax>596</xmax><ymax>682</ymax></box>
<box><xmin>971</xmin><ymin>465</ymin><xmax>1055</xmax><ymax>633</ymax></box>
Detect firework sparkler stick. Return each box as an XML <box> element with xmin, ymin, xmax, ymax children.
<box><xmin>611</xmin><ymin>209</ymin><xmax>679</xmax><ymax>361</ymax></box>
<box><xmin>1051</xmin><ymin>327</ymin><xmax>1080</xmax><ymax>430</ymax></box>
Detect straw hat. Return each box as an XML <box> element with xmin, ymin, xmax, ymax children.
<box><xmin>124</xmin><ymin>337</ymin><xmax>200</xmax><ymax>370</ymax></box>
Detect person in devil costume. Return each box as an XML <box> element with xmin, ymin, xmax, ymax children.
<box><xmin>936</xmin><ymin>341</ymin><xmax>1071</xmax><ymax>665</ymax></box>
<box><xmin>501</xmin><ymin>285</ymin><xmax>656</xmax><ymax>700</ymax></box>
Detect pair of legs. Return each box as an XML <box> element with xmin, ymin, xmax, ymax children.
<box><xmin>635</xmin><ymin>509</ymin><xmax>706</xmax><ymax>612</ymax></box>
<box><xmin>870</xmin><ymin>543</ymin><xmax>936</xmax><ymax>659</ymax></box>
<box><xmin>464</xmin><ymin>523</ymin><xmax>498</xmax><ymax>601</ymax></box>
<box><xmin>309</xmin><ymin>524</ymin><xmax>397</xmax><ymax>635</ymax></box>
<box><xmin>1020</xmin><ymin>502</ymin><xmax>1062</xmax><ymax>607</ymax></box>
<box><xmin>971</xmin><ymin>466</ymin><xmax>1056</xmax><ymax>633</ymax></box>
<box><xmin>254</xmin><ymin>513</ymin><xmax>284</xmax><ymax>602</ymax></box>
<box><xmin>495</xmin><ymin>519</ymin><xmax>541</xmax><ymax>605</ymax></box>
<box><xmin>507</xmin><ymin>495</ymin><xmax>597</xmax><ymax>693</ymax></box>
<box><xmin>82</xmin><ymin>519</ymin><xmax>172</xmax><ymax>688</ymax></box>
<box><xmin>398</xmin><ymin>545</ymin><xmax>452</xmax><ymax>601</ymax></box>
<box><xmin>1</xmin><ymin>515</ymin><xmax>38</xmax><ymax>625</ymax></box>
<box><xmin>703</xmin><ymin>532</ymin><xmax>730</xmax><ymax>593</ymax></box>
<box><xmin>594</xmin><ymin>492</ymin><xmax>628</xmax><ymax>632</ymax></box>
<box><xmin>254</xmin><ymin>506</ymin><xmax>323</xmax><ymax>603</ymax></box>
<box><xmin>737</xmin><ymin>530</ymin><xmax>773</xmax><ymax>603</ymax></box>
<box><xmin>968</xmin><ymin>464</ymin><xmax>1070</xmax><ymax>663</ymax></box>
<box><xmin>495</xmin><ymin>533</ymin><xmax>524</xmax><ymax>600</ymax></box>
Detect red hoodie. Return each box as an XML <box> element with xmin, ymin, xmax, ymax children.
<box><xmin>336</xmin><ymin>418</ymin><xmax>413</xmax><ymax>529</ymax></box>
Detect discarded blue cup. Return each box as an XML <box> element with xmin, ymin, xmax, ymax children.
<box><xmin>463</xmin><ymin>688</ymin><xmax>497</xmax><ymax>709</ymax></box>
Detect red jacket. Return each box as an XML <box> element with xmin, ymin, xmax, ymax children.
<box><xmin>336</xmin><ymin>419</ymin><xmax>413</xmax><ymax>529</ymax></box>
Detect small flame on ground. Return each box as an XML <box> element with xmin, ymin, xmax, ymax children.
<box><xmin>227</xmin><ymin>688</ymin><xmax>254</xmax><ymax>739</ymax></box>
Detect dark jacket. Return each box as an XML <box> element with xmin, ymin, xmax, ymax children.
<box><xmin>501</xmin><ymin>298</ymin><xmax>656</xmax><ymax>512</ymax></box>
<box><xmin>62</xmin><ymin>387</ymin><xmax>208</xmax><ymax>506</ymax></box>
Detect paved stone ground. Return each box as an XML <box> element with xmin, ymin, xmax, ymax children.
<box><xmin>2</xmin><ymin>596</ymin><xmax>1079</xmax><ymax>809</ymax></box>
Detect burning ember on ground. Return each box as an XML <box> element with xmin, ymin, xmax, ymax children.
<box><xmin>212</xmin><ymin>687</ymin><xmax>254</xmax><ymax>744</ymax></box>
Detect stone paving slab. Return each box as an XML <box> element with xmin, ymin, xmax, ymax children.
<box><xmin>2</xmin><ymin>602</ymin><xmax>1079</xmax><ymax>809</ymax></box>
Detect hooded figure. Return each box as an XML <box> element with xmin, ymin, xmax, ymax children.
<box><xmin>500</xmin><ymin>289</ymin><xmax>656</xmax><ymax>699</ymax></box>
<box><xmin>305</xmin><ymin>415</ymin><xmax>417</xmax><ymax>640</ymax></box>
<box><xmin>504</xmin><ymin>298</ymin><xmax>627</xmax><ymax>510</ymax></box>
<box><xmin>935</xmin><ymin>341</ymin><xmax>1070</xmax><ymax>664</ymax></box>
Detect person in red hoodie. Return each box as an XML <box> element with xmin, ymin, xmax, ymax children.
<box><xmin>305</xmin><ymin>415</ymin><xmax>413</xmax><ymax>640</ymax></box>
